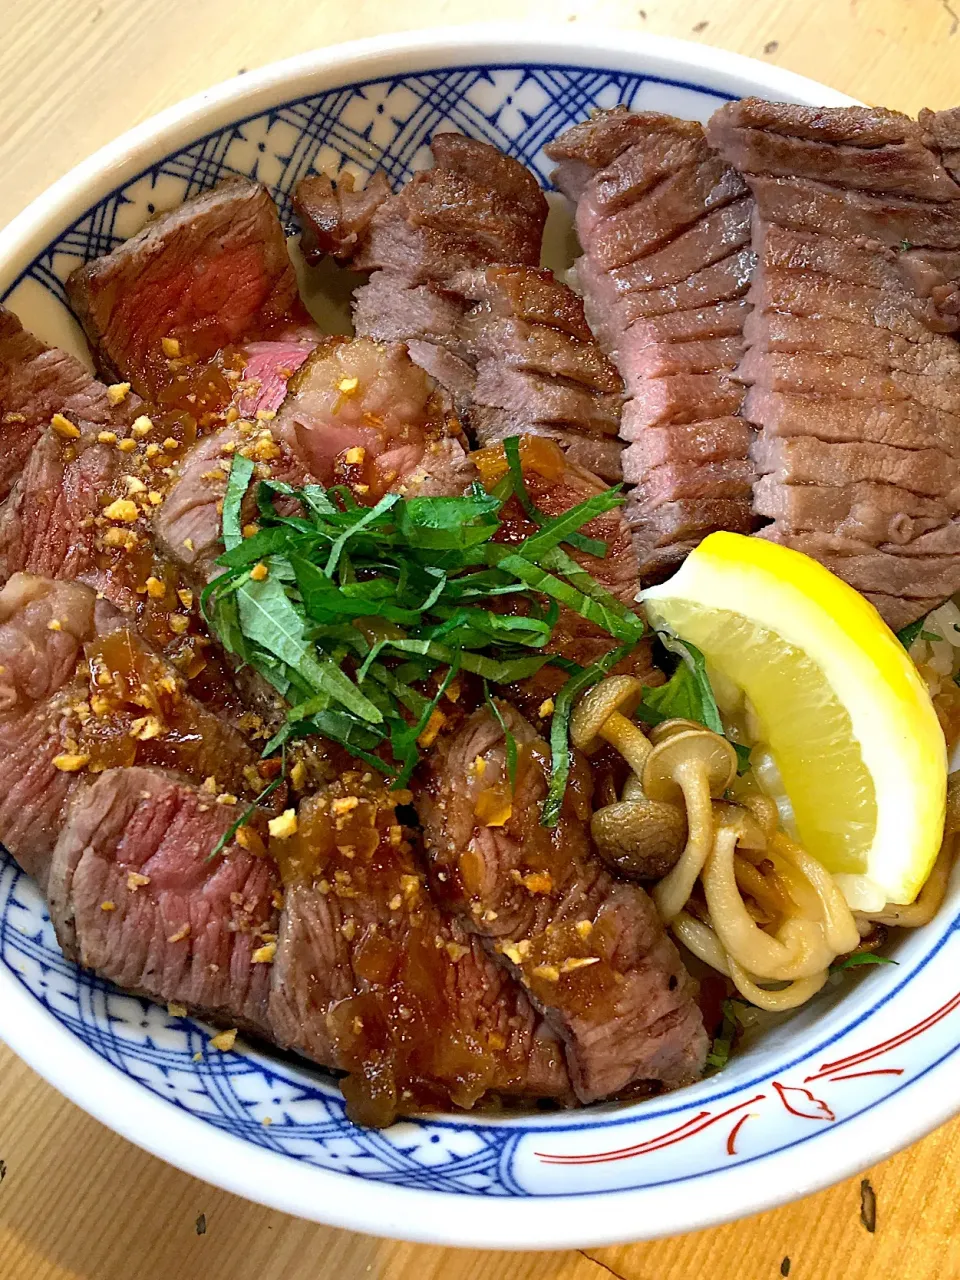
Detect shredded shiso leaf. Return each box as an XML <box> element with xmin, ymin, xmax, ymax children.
<box><xmin>204</xmin><ymin>440</ymin><xmax>645</xmax><ymax>822</ymax></box>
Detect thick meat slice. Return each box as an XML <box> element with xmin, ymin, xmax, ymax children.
<box><xmin>47</xmin><ymin>767</ymin><xmax>280</xmax><ymax>1037</ymax></box>
<box><xmin>449</xmin><ymin>266</ymin><xmax>625</xmax><ymax>478</ymax></box>
<box><xmin>753</xmin><ymin>475</ymin><xmax>948</xmax><ymax>544</ymax></box>
<box><xmin>762</xmin><ymin>527</ymin><xmax>960</xmax><ymax>598</ymax></box>
<box><xmin>300</xmin><ymin>144</ymin><xmax>624</xmax><ymax>480</ymax></box>
<box><xmin>352</xmin><ymin>273</ymin><xmax>468</xmax><ymax>349</ymax></box>
<box><xmin>0</xmin><ymin>573</ymin><xmax>263</xmax><ymax>887</ymax></box>
<box><xmin>708</xmin><ymin>97</ymin><xmax>960</xmax><ymax>624</ymax></box>
<box><xmin>0</xmin><ymin>429</ymin><xmax>127</xmax><ymax>597</ymax></box>
<box><xmin>349</xmin><ymin>134</ymin><xmax>547</xmax><ymax>281</ymax></box>
<box><xmin>67</xmin><ymin>177</ymin><xmax>314</xmax><ymax>396</ymax></box>
<box><xmin>744</xmin><ymin>387</ymin><xmax>960</xmax><ymax>457</ymax></box>
<box><xmin>751</xmin><ymin>435</ymin><xmax>959</xmax><ymax>497</ymax></box>
<box><xmin>0</xmin><ymin>308</ymin><xmax>145</xmax><ymax>504</ymax></box>
<box><xmin>293</xmin><ymin>170</ymin><xmax>391</xmax><ymax>264</ymax></box>
<box><xmin>547</xmin><ymin>108</ymin><xmax>703</xmax><ymax>198</ymax></box>
<box><xmin>709</xmin><ymin>99</ymin><xmax>960</xmax><ymax>200</ymax></box>
<box><xmin>737</xmin><ymin>347</ymin><xmax>960</xmax><ymax>415</ymax></box>
<box><xmin>743</xmin><ymin>310</ymin><xmax>960</xmax><ymax>382</ymax></box>
<box><xmin>629</xmin><ymin>458</ymin><xmax>755</xmax><ymax>507</ymax></box>
<box><xmin>269</xmin><ymin>775</ymin><xmax>572</xmax><ymax>1127</ymax></box>
<box><xmin>625</xmin><ymin>493</ymin><xmax>755</xmax><ymax>581</ymax></box>
<box><xmin>236</xmin><ymin>340</ymin><xmax>316</xmax><ymax>417</ymax></box>
<box><xmin>418</xmin><ymin>706</ymin><xmax>707</xmax><ymax>1102</ymax></box>
<box><xmin>547</xmin><ymin>110</ymin><xmax>756</xmax><ymax>581</ymax></box>
<box><xmin>624</xmin><ymin>418</ymin><xmax>753</xmax><ymax>471</ymax></box>
<box><xmin>576</xmin><ymin>155</ymin><xmax>747</xmax><ymax>271</ymax></box>
<box><xmin>0</xmin><ymin>574</ymin><xmax>99</xmax><ymax>885</ymax></box>
<box><xmin>468</xmin><ymin>407</ymin><xmax>624</xmax><ymax>483</ymax></box>
<box><xmin>156</xmin><ymin>339</ymin><xmax>473</xmax><ymax>584</ymax></box>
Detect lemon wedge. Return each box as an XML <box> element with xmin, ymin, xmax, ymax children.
<box><xmin>641</xmin><ymin>531</ymin><xmax>946</xmax><ymax>911</ymax></box>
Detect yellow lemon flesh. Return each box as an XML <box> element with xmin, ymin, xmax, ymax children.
<box><xmin>641</xmin><ymin>532</ymin><xmax>946</xmax><ymax>911</ymax></box>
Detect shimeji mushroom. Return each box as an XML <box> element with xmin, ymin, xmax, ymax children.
<box><xmin>573</xmin><ymin>677</ymin><xmax>689</xmax><ymax>880</ymax></box>
<box><xmin>570</xmin><ymin>676</ymin><xmax>651</xmax><ymax>776</ymax></box>
<box><xmin>649</xmin><ymin>717</ymin><xmax>703</xmax><ymax>746</ymax></box>
<box><xmin>645</xmin><ymin>728</ymin><xmax>737</xmax><ymax>923</ymax></box>
<box><xmin>590</xmin><ymin>797</ymin><xmax>687</xmax><ymax>880</ymax></box>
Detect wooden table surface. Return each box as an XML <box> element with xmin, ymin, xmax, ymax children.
<box><xmin>2</xmin><ymin>1</ymin><xmax>960</xmax><ymax>1276</ymax></box>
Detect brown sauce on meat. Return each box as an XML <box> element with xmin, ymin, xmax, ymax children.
<box><xmin>69</xmin><ymin>628</ymin><xmax>262</xmax><ymax>793</ymax></box>
<box><xmin>271</xmin><ymin>772</ymin><xmax>553</xmax><ymax>1127</ymax></box>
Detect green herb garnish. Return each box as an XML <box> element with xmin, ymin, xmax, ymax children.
<box><xmin>706</xmin><ymin>998</ymin><xmax>751</xmax><ymax>1070</ymax></box>
<box><xmin>897</xmin><ymin>617</ymin><xmax>927</xmax><ymax>649</ymax></box>
<box><xmin>204</xmin><ymin>441</ymin><xmax>644</xmax><ymax>820</ymax></box>
<box><xmin>637</xmin><ymin>634</ymin><xmax>723</xmax><ymax>733</ymax></box>
<box><xmin>830</xmin><ymin>953</ymin><xmax>899</xmax><ymax>972</ymax></box>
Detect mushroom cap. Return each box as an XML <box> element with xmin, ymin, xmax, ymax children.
<box><xmin>649</xmin><ymin>718</ymin><xmax>704</xmax><ymax>746</ymax></box>
<box><xmin>591</xmin><ymin>798</ymin><xmax>687</xmax><ymax>880</ymax></box>
<box><xmin>571</xmin><ymin>675</ymin><xmax>644</xmax><ymax>754</ymax></box>
<box><xmin>641</xmin><ymin>728</ymin><xmax>738</xmax><ymax>804</ymax></box>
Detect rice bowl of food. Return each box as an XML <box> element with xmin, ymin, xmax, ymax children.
<box><xmin>1</xmin><ymin>23</ymin><xmax>959</xmax><ymax>1249</ymax></box>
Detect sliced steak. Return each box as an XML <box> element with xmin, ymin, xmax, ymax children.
<box><xmin>751</xmin><ymin>435</ymin><xmax>959</xmax><ymax>497</ymax></box>
<box><xmin>744</xmin><ymin>387</ymin><xmax>960</xmax><ymax>458</ymax></box>
<box><xmin>0</xmin><ymin>572</ymin><xmax>263</xmax><ymax>888</ymax></box>
<box><xmin>47</xmin><ymin>766</ymin><xmax>280</xmax><ymax>1037</ymax></box>
<box><xmin>236</xmin><ymin>340</ymin><xmax>316</xmax><ymax>418</ymax></box>
<box><xmin>0</xmin><ymin>574</ymin><xmax>100</xmax><ymax>885</ymax></box>
<box><xmin>762</xmin><ymin>527</ymin><xmax>960</xmax><ymax>598</ymax></box>
<box><xmin>0</xmin><ymin>428</ymin><xmax>128</xmax><ymax>598</ymax></box>
<box><xmin>269</xmin><ymin>773</ymin><xmax>572</xmax><ymax>1127</ymax></box>
<box><xmin>0</xmin><ymin>308</ymin><xmax>145</xmax><ymax>504</ymax></box>
<box><xmin>273</xmin><ymin>338</ymin><xmax>472</xmax><ymax>501</ymax></box>
<box><xmin>418</xmin><ymin>705</ymin><xmax>707</xmax><ymax>1102</ymax></box>
<box><xmin>708</xmin><ymin>97</ymin><xmax>960</xmax><ymax>624</ymax></box>
<box><xmin>67</xmin><ymin>177</ymin><xmax>315</xmax><ymax>397</ymax></box>
<box><xmin>753</xmin><ymin>475</ymin><xmax>948</xmax><ymax>544</ymax></box>
<box><xmin>547</xmin><ymin>109</ymin><xmax>756</xmax><ymax>580</ymax></box>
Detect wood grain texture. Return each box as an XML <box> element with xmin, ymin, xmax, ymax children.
<box><xmin>2</xmin><ymin>1</ymin><xmax>960</xmax><ymax>1275</ymax></box>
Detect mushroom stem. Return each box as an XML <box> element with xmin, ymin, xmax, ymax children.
<box><xmin>703</xmin><ymin>826</ymin><xmax>832</xmax><ymax>980</ymax></box>
<box><xmin>771</xmin><ymin>832</ymin><xmax>860</xmax><ymax>955</ymax></box>
<box><xmin>622</xmin><ymin>773</ymin><xmax>644</xmax><ymax>802</ymax></box>
<box><xmin>652</xmin><ymin>760</ymin><xmax>713</xmax><ymax>923</ymax></box>
<box><xmin>859</xmin><ymin>833</ymin><xmax>956</xmax><ymax>928</ymax></box>
<box><xmin>671</xmin><ymin>910</ymin><xmax>731</xmax><ymax>976</ymax></box>
<box><xmin>727</xmin><ymin>957</ymin><xmax>829</xmax><ymax>1012</ymax></box>
<box><xmin>599</xmin><ymin>711</ymin><xmax>652</xmax><ymax>777</ymax></box>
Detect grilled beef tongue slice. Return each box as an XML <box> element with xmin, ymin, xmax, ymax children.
<box><xmin>707</xmin><ymin>98</ymin><xmax>960</xmax><ymax>626</ymax></box>
<box><xmin>47</xmin><ymin>766</ymin><xmax>281</xmax><ymax>1039</ymax></box>
<box><xmin>546</xmin><ymin>108</ymin><xmax>756</xmax><ymax>581</ymax></box>
<box><xmin>268</xmin><ymin>772</ymin><xmax>572</xmax><ymax>1127</ymax></box>
<box><xmin>418</xmin><ymin>704</ymin><xmax>708</xmax><ymax>1102</ymax></box>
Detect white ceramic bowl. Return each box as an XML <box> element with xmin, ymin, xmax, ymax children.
<box><xmin>2</xmin><ymin>24</ymin><xmax>957</xmax><ymax>1251</ymax></box>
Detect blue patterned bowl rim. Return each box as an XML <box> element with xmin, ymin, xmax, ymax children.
<box><xmin>3</xmin><ymin>26</ymin><xmax>957</xmax><ymax>1250</ymax></box>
